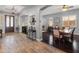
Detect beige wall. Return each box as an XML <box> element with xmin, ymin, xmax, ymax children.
<box><xmin>0</xmin><ymin>15</ymin><xmax>3</xmax><ymax>29</ymax></box>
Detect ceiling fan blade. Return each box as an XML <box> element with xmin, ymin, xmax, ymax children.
<box><xmin>69</xmin><ymin>6</ymin><xmax>74</xmax><ymax>8</ymax></box>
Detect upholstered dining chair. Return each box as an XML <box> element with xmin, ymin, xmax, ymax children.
<box><xmin>53</xmin><ymin>29</ymin><xmax>63</xmax><ymax>46</ymax></box>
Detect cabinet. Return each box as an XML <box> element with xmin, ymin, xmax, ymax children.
<box><xmin>42</xmin><ymin>32</ymin><xmax>50</xmax><ymax>44</ymax></box>
<box><xmin>42</xmin><ymin>31</ymin><xmax>53</xmax><ymax>45</ymax></box>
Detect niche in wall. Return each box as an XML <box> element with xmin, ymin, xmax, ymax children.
<box><xmin>30</xmin><ymin>15</ymin><xmax>36</xmax><ymax>25</ymax></box>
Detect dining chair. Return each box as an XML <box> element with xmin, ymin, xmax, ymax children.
<box><xmin>62</xmin><ymin>27</ymin><xmax>65</xmax><ymax>30</ymax></box>
<box><xmin>53</xmin><ymin>29</ymin><xmax>63</xmax><ymax>46</ymax></box>
<box><xmin>55</xmin><ymin>25</ymin><xmax>59</xmax><ymax>30</ymax></box>
<box><xmin>63</xmin><ymin>28</ymin><xmax>75</xmax><ymax>43</ymax></box>
<box><xmin>47</xmin><ymin>27</ymin><xmax>53</xmax><ymax>34</ymax></box>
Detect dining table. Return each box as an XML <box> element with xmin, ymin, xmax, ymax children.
<box><xmin>59</xmin><ymin>29</ymin><xmax>70</xmax><ymax>34</ymax></box>
<box><xmin>59</xmin><ymin>29</ymin><xmax>71</xmax><ymax>38</ymax></box>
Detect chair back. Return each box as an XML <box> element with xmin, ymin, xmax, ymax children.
<box><xmin>71</xmin><ymin>28</ymin><xmax>75</xmax><ymax>41</ymax></box>
<box><xmin>55</xmin><ymin>25</ymin><xmax>59</xmax><ymax>29</ymax></box>
<box><xmin>47</xmin><ymin>27</ymin><xmax>53</xmax><ymax>34</ymax></box>
<box><xmin>53</xmin><ymin>29</ymin><xmax>60</xmax><ymax>38</ymax></box>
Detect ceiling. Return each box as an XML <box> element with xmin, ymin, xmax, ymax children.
<box><xmin>0</xmin><ymin>5</ymin><xmax>38</xmax><ymax>14</ymax></box>
<box><xmin>0</xmin><ymin>5</ymin><xmax>79</xmax><ymax>15</ymax></box>
<box><xmin>42</xmin><ymin>5</ymin><xmax>79</xmax><ymax>15</ymax></box>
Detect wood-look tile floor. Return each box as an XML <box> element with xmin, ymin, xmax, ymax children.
<box><xmin>0</xmin><ymin>33</ymin><xmax>65</xmax><ymax>53</ymax></box>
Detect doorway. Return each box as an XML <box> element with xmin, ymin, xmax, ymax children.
<box><xmin>5</xmin><ymin>15</ymin><xmax>15</xmax><ymax>33</ymax></box>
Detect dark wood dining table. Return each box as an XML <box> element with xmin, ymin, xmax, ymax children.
<box><xmin>59</xmin><ymin>30</ymin><xmax>71</xmax><ymax>37</ymax></box>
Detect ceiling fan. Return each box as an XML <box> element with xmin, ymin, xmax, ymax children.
<box><xmin>62</xmin><ymin>5</ymin><xmax>74</xmax><ymax>11</ymax></box>
<box><xmin>11</xmin><ymin>6</ymin><xmax>17</xmax><ymax>14</ymax></box>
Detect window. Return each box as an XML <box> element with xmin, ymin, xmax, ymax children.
<box><xmin>6</xmin><ymin>16</ymin><xmax>9</xmax><ymax>27</ymax></box>
<box><xmin>11</xmin><ymin>16</ymin><xmax>14</xmax><ymax>27</ymax></box>
<box><xmin>62</xmin><ymin>15</ymin><xmax>76</xmax><ymax>27</ymax></box>
<box><xmin>6</xmin><ymin>15</ymin><xmax>14</xmax><ymax>27</ymax></box>
<box><xmin>69</xmin><ymin>16</ymin><xmax>76</xmax><ymax>27</ymax></box>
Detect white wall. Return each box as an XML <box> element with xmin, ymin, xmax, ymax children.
<box><xmin>41</xmin><ymin>6</ymin><xmax>62</xmax><ymax>15</ymax></box>
<box><xmin>19</xmin><ymin>6</ymin><xmax>79</xmax><ymax>42</ymax></box>
<box><xmin>43</xmin><ymin>9</ymin><xmax>79</xmax><ymax>35</ymax></box>
<box><xmin>27</xmin><ymin>7</ymin><xmax>41</xmax><ymax>41</ymax></box>
<box><xmin>20</xmin><ymin>6</ymin><xmax>44</xmax><ymax>41</ymax></box>
<box><xmin>21</xmin><ymin>16</ymin><xmax>28</xmax><ymax>26</ymax></box>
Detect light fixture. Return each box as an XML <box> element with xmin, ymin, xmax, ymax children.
<box><xmin>62</xmin><ymin>5</ymin><xmax>69</xmax><ymax>11</ymax></box>
<box><xmin>11</xmin><ymin>6</ymin><xmax>16</xmax><ymax>14</ymax></box>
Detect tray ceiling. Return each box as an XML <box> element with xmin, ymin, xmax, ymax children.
<box><xmin>0</xmin><ymin>5</ymin><xmax>37</xmax><ymax>14</ymax></box>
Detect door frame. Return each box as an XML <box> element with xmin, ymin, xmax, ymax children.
<box><xmin>5</xmin><ymin>15</ymin><xmax>15</xmax><ymax>33</ymax></box>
